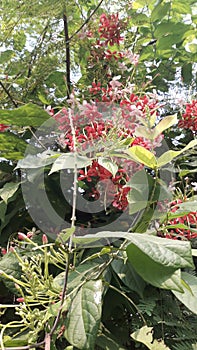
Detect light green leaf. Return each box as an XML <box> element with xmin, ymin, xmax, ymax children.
<box><xmin>16</xmin><ymin>151</ymin><xmax>59</xmax><ymax>169</ymax></box>
<box><xmin>0</xmin><ymin>103</ymin><xmax>50</xmax><ymax>127</ymax></box>
<box><xmin>157</xmin><ymin>139</ymin><xmax>197</xmax><ymax>167</ymax></box>
<box><xmin>152</xmin><ymin>114</ymin><xmax>177</xmax><ymax>139</ymax></box>
<box><xmin>0</xmin><ymin>182</ymin><xmax>20</xmax><ymax>204</ymax></box>
<box><xmin>126</xmin><ymin>146</ymin><xmax>157</xmax><ymax>169</ymax></box>
<box><xmin>172</xmin><ymin>272</ymin><xmax>197</xmax><ymax>314</ymax></box>
<box><xmin>192</xmin><ymin>249</ymin><xmax>197</xmax><ymax>257</ymax></box>
<box><xmin>175</xmin><ymin>200</ymin><xmax>197</xmax><ymax>213</ymax></box>
<box><xmin>49</xmin><ymin>154</ymin><xmax>92</xmax><ymax>174</ymax></box>
<box><xmin>97</xmin><ymin>157</ymin><xmax>118</xmax><ymax>177</ymax></box>
<box><xmin>131</xmin><ymin>326</ymin><xmax>170</xmax><ymax>349</ymax></box>
<box><xmin>134</xmin><ymin>126</ymin><xmax>154</xmax><ymax>140</ymax></box>
<box><xmin>64</xmin><ymin>279</ymin><xmax>102</xmax><ymax>349</ymax></box>
<box><xmin>55</xmin><ymin>227</ymin><xmax>76</xmax><ymax>244</ymax></box>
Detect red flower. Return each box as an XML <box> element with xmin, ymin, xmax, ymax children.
<box><xmin>178</xmin><ymin>100</ymin><xmax>197</xmax><ymax>131</ymax></box>
<box><xmin>0</xmin><ymin>124</ymin><xmax>9</xmax><ymax>132</ymax></box>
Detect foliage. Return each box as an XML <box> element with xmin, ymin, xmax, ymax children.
<box><xmin>0</xmin><ymin>1</ymin><xmax>197</xmax><ymax>350</ymax></box>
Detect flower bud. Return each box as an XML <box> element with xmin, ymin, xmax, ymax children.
<box><xmin>42</xmin><ymin>234</ymin><xmax>48</xmax><ymax>244</ymax></box>
<box><xmin>18</xmin><ymin>232</ymin><xmax>27</xmax><ymax>240</ymax></box>
<box><xmin>16</xmin><ymin>297</ymin><xmax>25</xmax><ymax>303</ymax></box>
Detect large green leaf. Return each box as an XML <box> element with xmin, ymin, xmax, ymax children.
<box><xmin>0</xmin><ymin>182</ymin><xmax>20</xmax><ymax>204</ymax></box>
<box><xmin>49</xmin><ymin>154</ymin><xmax>92</xmax><ymax>174</ymax></box>
<box><xmin>151</xmin><ymin>2</ymin><xmax>171</xmax><ymax>22</ymax></box>
<box><xmin>172</xmin><ymin>272</ymin><xmax>197</xmax><ymax>314</ymax></box>
<box><xmin>0</xmin><ymin>252</ymin><xmax>22</xmax><ymax>293</ymax></box>
<box><xmin>0</xmin><ymin>103</ymin><xmax>50</xmax><ymax>127</ymax></box>
<box><xmin>96</xmin><ymin>332</ymin><xmax>126</xmax><ymax>350</ymax></box>
<box><xmin>131</xmin><ymin>326</ymin><xmax>170</xmax><ymax>349</ymax></box>
<box><xmin>152</xmin><ymin>114</ymin><xmax>177</xmax><ymax>139</ymax></box>
<box><xmin>74</xmin><ymin>232</ymin><xmax>193</xmax><ymax>269</ymax></box>
<box><xmin>157</xmin><ymin>139</ymin><xmax>197</xmax><ymax>167</ymax></box>
<box><xmin>126</xmin><ymin>244</ymin><xmax>183</xmax><ymax>291</ymax></box>
<box><xmin>97</xmin><ymin>157</ymin><xmax>118</xmax><ymax>177</ymax></box>
<box><xmin>111</xmin><ymin>258</ymin><xmax>146</xmax><ymax>298</ymax></box>
<box><xmin>64</xmin><ymin>279</ymin><xmax>102</xmax><ymax>349</ymax></box>
<box><xmin>16</xmin><ymin>151</ymin><xmax>60</xmax><ymax>169</ymax></box>
<box><xmin>0</xmin><ymin>132</ymin><xmax>27</xmax><ymax>160</ymax></box>
<box><xmin>126</xmin><ymin>146</ymin><xmax>157</xmax><ymax>169</ymax></box>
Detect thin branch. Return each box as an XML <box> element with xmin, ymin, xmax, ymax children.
<box><xmin>68</xmin><ymin>0</ymin><xmax>104</xmax><ymax>43</ymax></box>
<box><xmin>0</xmin><ymin>81</ymin><xmax>18</xmax><ymax>108</ymax></box>
<box><xmin>63</xmin><ymin>13</ymin><xmax>71</xmax><ymax>98</ymax></box>
<box><xmin>45</xmin><ymin>109</ymin><xmax>77</xmax><ymax>345</ymax></box>
<box><xmin>27</xmin><ymin>22</ymin><xmax>49</xmax><ymax>78</ymax></box>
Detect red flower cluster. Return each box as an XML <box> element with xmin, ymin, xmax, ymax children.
<box><xmin>0</xmin><ymin>124</ymin><xmax>9</xmax><ymax>132</ymax></box>
<box><xmin>78</xmin><ymin>160</ymin><xmax>130</xmax><ymax>211</ymax></box>
<box><xmin>178</xmin><ymin>100</ymin><xmax>197</xmax><ymax>132</ymax></box>
<box><xmin>159</xmin><ymin>199</ymin><xmax>197</xmax><ymax>240</ymax></box>
<box><xmin>98</xmin><ymin>13</ymin><xmax>125</xmax><ymax>46</ymax></box>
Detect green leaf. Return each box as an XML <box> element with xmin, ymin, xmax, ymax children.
<box><xmin>64</xmin><ymin>279</ymin><xmax>102</xmax><ymax>349</ymax></box>
<box><xmin>157</xmin><ymin>139</ymin><xmax>197</xmax><ymax>167</ymax></box>
<box><xmin>56</xmin><ymin>227</ymin><xmax>76</xmax><ymax>244</ymax></box>
<box><xmin>181</xmin><ymin>63</ymin><xmax>193</xmax><ymax>84</ymax></box>
<box><xmin>53</xmin><ymin>262</ymin><xmax>98</xmax><ymax>293</ymax></box>
<box><xmin>16</xmin><ymin>151</ymin><xmax>59</xmax><ymax>169</ymax></box>
<box><xmin>151</xmin><ymin>2</ymin><xmax>171</xmax><ymax>22</ymax></box>
<box><xmin>97</xmin><ymin>157</ymin><xmax>118</xmax><ymax>177</ymax></box>
<box><xmin>126</xmin><ymin>234</ymin><xmax>193</xmax><ymax>269</ymax></box>
<box><xmin>74</xmin><ymin>232</ymin><xmax>193</xmax><ymax>269</ymax></box>
<box><xmin>172</xmin><ymin>272</ymin><xmax>197</xmax><ymax>315</ymax></box>
<box><xmin>111</xmin><ymin>258</ymin><xmax>146</xmax><ymax>298</ymax></box>
<box><xmin>152</xmin><ymin>114</ymin><xmax>177</xmax><ymax>139</ymax></box>
<box><xmin>0</xmin><ymin>50</ymin><xmax>14</xmax><ymax>64</ymax></box>
<box><xmin>96</xmin><ymin>332</ymin><xmax>126</xmax><ymax>350</ymax></box>
<box><xmin>131</xmin><ymin>325</ymin><xmax>170</xmax><ymax>349</ymax></box>
<box><xmin>126</xmin><ymin>146</ymin><xmax>157</xmax><ymax>169</ymax></box>
<box><xmin>0</xmin><ymin>132</ymin><xmax>27</xmax><ymax>160</ymax></box>
<box><xmin>0</xmin><ymin>200</ymin><xmax>7</xmax><ymax>222</ymax></box>
<box><xmin>175</xmin><ymin>200</ymin><xmax>197</xmax><ymax>213</ymax></box>
<box><xmin>0</xmin><ymin>103</ymin><xmax>50</xmax><ymax>127</ymax></box>
<box><xmin>0</xmin><ymin>182</ymin><xmax>20</xmax><ymax>204</ymax></box>
<box><xmin>0</xmin><ymin>252</ymin><xmax>22</xmax><ymax>293</ymax></box>
<box><xmin>134</xmin><ymin>126</ymin><xmax>154</xmax><ymax>140</ymax></box>
<box><xmin>126</xmin><ymin>244</ymin><xmax>183</xmax><ymax>291</ymax></box>
<box><xmin>49</xmin><ymin>154</ymin><xmax>92</xmax><ymax>174</ymax></box>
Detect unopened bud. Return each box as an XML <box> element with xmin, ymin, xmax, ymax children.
<box><xmin>42</xmin><ymin>234</ymin><xmax>48</xmax><ymax>244</ymax></box>
<box><xmin>1</xmin><ymin>248</ymin><xmax>7</xmax><ymax>255</ymax></box>
<box><xmin>16</xmin><ymin>297</ymin><xmax>25</xmax><ymax>303</ymax></box>
<box><xmin>18</xmin><ymin>232</ymin><xmax>27</xmax><ymax>241</ymax></box>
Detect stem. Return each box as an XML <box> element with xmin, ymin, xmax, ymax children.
<box><xmin>46</xmin><ymin>109</ymin><xmax>77</xmax><ymax>343</ymax></box>
<box><xmin>63</xmin><ymin>13</ymin><xmax>71</xmax><ymax>98</ymax></box>
<box><xmin>107</xmin><ymin>284</ymin><xmax>146</xmax><ymax>325</ymax></box>
<box><xmin>0</xmin><ymin>81</ymin><xmax>18</xmax><ymax>108</ymax></box>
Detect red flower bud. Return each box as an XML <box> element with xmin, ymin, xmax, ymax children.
<box><xmin>16</xmin><ymin>297</ymin><xmax>25</xmax><ymax>303</ymax></box>
<box><xmin>42</xmin><ymin>234</ymin><xmax>48</xmax><ymax>244</ymax></box>
<box><xmin>1</xmin><ymin>248</ymin><xmax>7</xmax><ymax>255</ymax></box>
<box><xmin>18</xmin><ymin>232</ymin><xmax>27</xmax><ymax>240</ymax></box>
